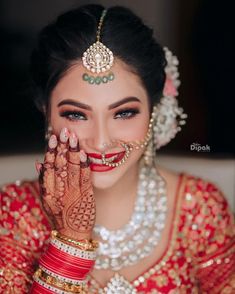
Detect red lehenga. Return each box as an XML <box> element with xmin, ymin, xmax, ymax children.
<box><xmin>0</xmin><ymin>173</ymin><xmax>235</xmax><ymax>293</ymax></box>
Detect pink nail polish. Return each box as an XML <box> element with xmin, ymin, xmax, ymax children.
<box><xmin>60</xmin><ymin>127</ymin><xmax>69</xmax><ymax>143</ymax></box>
<box><xmin>79</xmin><ymin>150</ymin><xmax>87</xmax><ymax>162</ymax></box>
<box><xmin>69</xmin><ymin>133</ymin><xmax>78</xmax><ymax>148</ymax></box>
<box><xmin>49</xmin><ymin>135</ymin><xmax>57</xmax><ymax>149</ymax></box>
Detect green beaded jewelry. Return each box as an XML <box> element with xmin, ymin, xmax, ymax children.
<box><xmin>82</xmin><ymin>72</ymin><xmax>115</xmax><ymax>85</ymax></box>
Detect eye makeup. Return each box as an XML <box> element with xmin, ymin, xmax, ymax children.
<box><xmin>59</xmin><ymin>107</ymin><xmax>140</xmax><ymax>122</ymax></box>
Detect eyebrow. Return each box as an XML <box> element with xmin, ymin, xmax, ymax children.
<box><xmin>57</xmin><ymin>96</ymin><xmax>141</xmax><ymax>110</ymax></box>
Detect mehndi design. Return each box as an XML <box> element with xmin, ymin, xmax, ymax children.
<box><xmin>39</xmin><ymin>128</ymin><xmax>96</xmax><ymax>240</ymax></box>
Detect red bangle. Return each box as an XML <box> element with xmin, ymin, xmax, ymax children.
<box><xmin>40</xmin><ymin>257</ymin><xmax>89</xmax><ymax>279</ymax></box>
<box><xmin>48</xmin><ymin>243</ymin><xmax>95</xmax><ymax>265</ymax></box>
<box><xmin>30</xmin><ymin>281</ymin><xmax>54</xmax><ymax>293</ymax></box>
<box><xmin>42</xmin><ymin>244</ymin><xmax>95</xmax><ymax>269</ymax></box>
<box><xmin>39</xmin><ymin>243</ymin><xmax>95</xmax><ymax>280</ymax></box>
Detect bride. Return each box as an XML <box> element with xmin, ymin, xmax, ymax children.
<box><xmin>0</xmin><ymin>4</ymin><xmax>234</xmax><ymax>293</ymax></box>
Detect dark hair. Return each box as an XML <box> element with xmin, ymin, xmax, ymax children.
<box><xmin>30</xmin><ymin>4</ymin><xmax>166</xmax><ymax>115</ymax></box>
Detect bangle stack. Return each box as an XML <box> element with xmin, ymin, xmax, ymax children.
<box><xmin>30</xmin><ymin>230</ymin><xmax>98</xmax><ymax>293</ymax></box>
<box><xmin>53</xmin><ymin>230</ymin><xmax>99</xmax><ymax>252</ymax></box>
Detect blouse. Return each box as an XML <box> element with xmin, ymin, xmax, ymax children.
<box><xmin>0</xmin><ymin>173</ymin><xmax>235</xmax><ymax>293</ymax></box>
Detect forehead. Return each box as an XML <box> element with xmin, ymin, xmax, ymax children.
<box><xmin>51</xmin><ymin>58</ymin><xmax>148</xmax><ymax>106</ymax></box>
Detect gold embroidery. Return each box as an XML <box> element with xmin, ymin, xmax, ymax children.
<box><xmin>198</xmin><ymin>244</ymin><xmax>235</xmax><ymax>269</ymax></box>
<box><xmin>1</xmin><ymin>174</ymin><xmax>235</xmax><ymax>293</ymax></box>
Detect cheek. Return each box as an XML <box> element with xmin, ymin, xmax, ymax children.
<box><xmin>109</xmin><ymin>117</ymin><xmax>149</xmax><ymax>143</ymax></box>
<box><xmin>50</xmin><ymin>108</ymin><xmax>62</xmax><ymax>136</ymax></box>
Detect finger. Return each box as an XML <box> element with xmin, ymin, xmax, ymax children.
<box><xmin>41</xmin><ymin>135</ymin><xmax>57</xmax><ymax>197</ymax></box>
<box><xmin>41</xmin><ymin>135</ymin><xmax>57</xmax><ymax>211</ymax></box>
<box><xmin>79</xmin><ymin>150</ymin><xmax>92</xmax><ymax>195</ymax></box>
<box><xmin>38</xmin><ymin>164</ymin><xmax>45</xmax><ymax>189</ymax></box>
<box><xmin>69</xmin><ymin>132</ymin><xmax>79</xmax><ymax>152</ymax></box>
<box><xmin>68</xmin><ymin>133</ymin><xmax>81</xmax><ymax>190</ymax></box>
<box><xmin>55</xmin><ymin>127</ymin><xmax>69</xmax><ymax>169</ymax></box>
<box><xmin>79</xmin><ymin>150</ymin><xmax>96</xmax><ymax>232</ymax></box>
<box><xmin>35</xmin><ymin>160</ymin><xmax>42</xmax><ymax>174</ymax></box>
<box><xmin>80</xmin><ymin>150</ymin><xmax>90</xmax><ymax>169</ymax></box>
<box><xmin>39</xmin><ymin>162</ymin><xmax>56</xmax><ymax>218</ymax></box>
<box><xmin>43</xmin><ymin>134</ymin><xmax>57</xmax><ymax>186</ymax></box>
<box><xmin>55</xmin><ymin>128</ymin><xmax>69</xmax><ymax>205</ymax></box>
<box><xmin>44</xmin><ymin>135</ymin><xmax>57</xmax><ymax>168</ymax></box>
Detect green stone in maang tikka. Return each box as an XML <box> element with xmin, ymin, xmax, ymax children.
<box><xmin>82</xmin><ymin>72</ymin><xmax>115</xmax><ymax>85</ymax></box>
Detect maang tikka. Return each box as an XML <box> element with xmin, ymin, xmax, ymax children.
<box><xmin>82</xmin><ymin>9</ymin><xmax>115</xmax><ymax>85</ymax></box>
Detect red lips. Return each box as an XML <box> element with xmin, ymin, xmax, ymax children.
<box><xmin>87</xmin><ymin>151</ymin><xmax>124</xmax><ymax>159</ymax></box>
<box><xmin>88</xmin><ymin>151</ymin><xmax>126</xmax><ymax>172</ymax></box>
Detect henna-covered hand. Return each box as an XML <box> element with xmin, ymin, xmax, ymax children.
<box><xmin>37</xmin><ymin>127</ymin><xmax>95</xmax><ymax>240</ymax></box>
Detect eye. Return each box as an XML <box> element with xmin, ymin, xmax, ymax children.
<box><xmin>114</xmin><ymin>108</ymin><xmax>140</xmax><ymax>120</ymax></box>
<box><xmin>59</xmin><ymin>110</ymin><xmax>87</xmax><ymax>121</ymax></box>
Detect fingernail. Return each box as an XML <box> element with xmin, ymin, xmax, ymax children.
<box><xmin>49</xmin><ymin>134</ymin><xmax>57</xmax><ymax>149</ymax></box>
<box><xmin>60</xmin><ymin>127</ymin><xmax>69</xmax><ymax>143</ymax></box>
<box><xmin>79</xmin><ymin>150</ymin><xmax>87</xmax><ymax>162</ymax></box>
<box><xmin>35</xmin><ymin>160</ymin><xmax>42</xmax><ymax>173</ymax></box>
<box><xmin>69</xmin><ymin>133</ymin><xmax>78</xmax><ymax>149</ymax></box>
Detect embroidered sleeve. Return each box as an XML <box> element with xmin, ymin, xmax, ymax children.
<box><xmin>0</xmin><ymin>181</ymin><xmax>50</xmax><ymax>293</ymax></box>
<box><xmin>184</xmin><ymin>179</ymin><xmax>235</xmax><ymax>293</ymax></box>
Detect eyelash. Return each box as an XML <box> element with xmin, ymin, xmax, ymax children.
<box><xmin>59</xmin><ymin>108</ymin><xmax>140</xmax><ymax>122</ymax></box>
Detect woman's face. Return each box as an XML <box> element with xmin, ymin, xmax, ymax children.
<box><xmin>50</xmin><ymin>58</ymin><xmax>150</xmax><ymax>190</ymax></box>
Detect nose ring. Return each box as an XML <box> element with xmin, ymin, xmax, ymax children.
<box><xmin>101</xmin><ymin>142</ymin><xmax>132</xmax><ymax>167</ymax></box>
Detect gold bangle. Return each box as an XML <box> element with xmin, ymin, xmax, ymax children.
<box><xmin>51</xmin><ymin>230</ymin><xmax>99</xmax><ymax>251</ymax></box>
<box><xmin>34</xmin><ymin>268</ymin><xmax>88</xmax><ymax>293</ymax></box>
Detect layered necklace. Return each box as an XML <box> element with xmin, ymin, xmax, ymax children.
<box><xmin>88</xmin><ymin>158</ymin><xmax>167</xmax><ymax>293</ymax></box>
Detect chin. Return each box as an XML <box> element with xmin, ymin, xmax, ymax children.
<box><xmin>89</xmin><ymin>152</ymin><xmax>143</xmax><ymax>191</ymax></box>
<box><xmin>90</xmin><ymin>167</ymin><xmax>124</xmax><ymax>190</ymax></box>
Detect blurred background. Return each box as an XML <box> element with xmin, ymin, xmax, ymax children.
<box><xmin>0</xmin><ymin>0</ymin><xmax>234</xmax><ymax>157</ymax></box>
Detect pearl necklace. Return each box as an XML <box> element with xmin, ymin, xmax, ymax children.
<box><xmin>93</xmin><ymin>158</ymin><xmax>167</xmax><ymax>271</ymax></box>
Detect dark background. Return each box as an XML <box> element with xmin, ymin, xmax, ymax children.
<box><xmin>0</xmin><ymin>0</ymin><xmax>234</xmax><ymax>157</ymax></box>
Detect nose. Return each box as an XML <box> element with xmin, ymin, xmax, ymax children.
<box><xmin>91</xmin><ymin>120</ymin><xmax>113</xmax><ymax>153</ymax></box>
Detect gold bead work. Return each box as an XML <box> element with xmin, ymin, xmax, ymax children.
<box><xmin>51</xmin><ymin>230</ymin><xmax>99</xmax><ymax>252</ymax></box>
<box><xmin>34</xmin><ymin>268</ymin><xmax>87</xmax><ymax>293</ymax></box>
